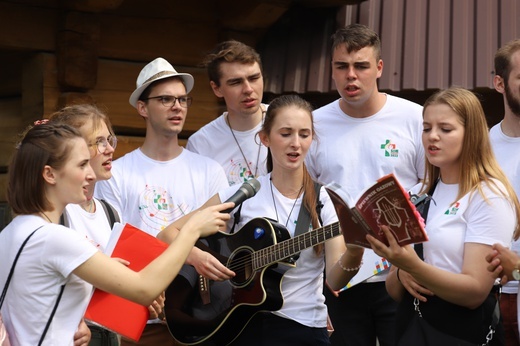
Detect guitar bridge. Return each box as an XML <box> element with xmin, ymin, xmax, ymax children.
<box><xmin>199</xmin><ymin>275</ymin><xmax>211</xmax><ymax>305</ymax></box>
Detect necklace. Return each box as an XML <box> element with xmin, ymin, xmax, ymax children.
<box><xmin>83</xmin><ymin>199</ymin><xmax>94</xmax><ymax>213</ymax></box>
<box><xmin>269</xmin><ymin>177</ymin><xmax>303</xmax><ymax>227</ymax></box>
<box><xmin>226</xmin><ymin>113</ymin><xmax>263</xmax><ymax>179</ymax></box>
<box><xmin>40</xmin><ymin>212</ymin><xmax>53</xmax><ymax>223</ymax></box>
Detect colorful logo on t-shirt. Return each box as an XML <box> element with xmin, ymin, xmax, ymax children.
<box><xmin>139</xmin><ymin>185</ymin><xmax>190</xmax><ymax>231</ymax></box>
<box><xmin>227</xmin><ymin>159</ymin><xmax>256</xmax><ymax>186</ymax></box>
<box><xmin>444</xmin><ymin>202</ymin><xmax>460</xmax><ymax>215</ymax></box>
<box><xmin>380</xmin><ymin>139</ymin><xmax>399</xmax><ymax>157</ymax></box>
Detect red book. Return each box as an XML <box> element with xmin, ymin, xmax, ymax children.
<box><xmin>326</xmin><ymin>173</ymin><xmax>427</xmax><ymax>249</ymax></box>
<box><xmin>84</xmin><ymin>223</ymin><xmax>168</xmax><ymax>341</ymax></box>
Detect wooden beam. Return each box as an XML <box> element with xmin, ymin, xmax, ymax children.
<box><xmin>218</xmin><ymin>0</ymin><xmax>291</xmax><ymax>31</ymax></box>
<box><xmin>0</xmin><ymin>98</ymin><xmax>24</xmax><ymax>167</ymax></box>
<box><xmin>57</xmin><ymin>11</ymin><xmax>100</xmax><ymax>90</ymax></box>
<box><xmin>40</xmin><ymin>55</ymin><xmax>221</xmax><ymax>135</ymax></box>
<box><xmin>64</xmin><ymin>0</ymin><xmax>124</xmax><ymax>12</ymax></box>
<box><xmin>22</xmin><ymin>54</ymin><xmax>46</xmax><ymax>125</ymax></box>
<box><xmin>0</xmin><ymin>2</ymin><xmax>57</xmax><ymax>51</ymax></box>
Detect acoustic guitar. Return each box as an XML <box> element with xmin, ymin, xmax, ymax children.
<box><xmin>165</xmin><ymin>217</ymin><xmax>342</xmax><ymax>345</ymax></box>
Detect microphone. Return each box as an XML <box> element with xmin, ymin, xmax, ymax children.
<box><xmin>221</xmin><ymin>178</ymin><xmax>261</xmax><ymax>213</ymax></box>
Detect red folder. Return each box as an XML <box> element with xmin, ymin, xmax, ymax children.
<box><xmin>84</xmin><ymin>223</ymin><xmax>168</xmax><ymax>341</ymax></box>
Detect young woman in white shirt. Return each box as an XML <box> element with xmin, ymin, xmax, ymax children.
<box><xmin>0</xmin><ymin>122</ymin><xmax>232</xmax><ymax>346</ymax></box>
<box><xmin>159</xmin><ymin>94</ymin><xmax>364</xmax><ymax>345</ymax></box>
<box><xmin>367</xmin><ymin>87</ymin><xmax>520</xmax><ymax>345</ymax></box>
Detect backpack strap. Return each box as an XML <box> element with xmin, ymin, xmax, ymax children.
<box><xmin>59</xmin><ymin>212</ymin><xmax>69</xmax><ymax>228</ymax></box>
<box><xmin>98</xmin><ymin>199</ymin><xmax>120</xmax><ymax>228</ymax></box>
<box><xmin>59</xmin><ymin>199</ymin><xmax>120</xmax><ymax>229</ymax></box>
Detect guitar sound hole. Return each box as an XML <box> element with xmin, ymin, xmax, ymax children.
<box><xmin>229</xmin><ymin>248</ymin><xmax>253</xmax><ymax>287</ymax></box>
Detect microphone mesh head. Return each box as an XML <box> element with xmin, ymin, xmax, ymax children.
<box><xmin>244</xmin><ymin>178</ymin><xmax>261</xmax><ymax>197</ymax></box>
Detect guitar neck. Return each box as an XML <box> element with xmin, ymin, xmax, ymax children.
<box><xmin>253</xmin><ymin>222</ymin><xmax>341</xmax><ymax>269</ymax></box>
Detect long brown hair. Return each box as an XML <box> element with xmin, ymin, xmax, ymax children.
<box><xmin>261</xmin><ymin>94</ymin><xmax>324</xmax><ymax>254</ymax></box>
<box><xmin>421</xmin><ymin>87</ymin><xmax>520</xmax><ymax>239</ymax></box>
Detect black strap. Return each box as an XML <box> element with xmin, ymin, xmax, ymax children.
<box><xmin>0</xmin><ymin>225</ymin><xmax>65</xmax><ymax>344</ymax></box>
<box><xmin>0</xmin><ymin>226</ymin><xmax>43</xmax><ymax>307</ymax></box>
<box><xmin>290</xmin><ymin>182</ymin><xmax>322</xmax><ymax>262</ymax></box>
<box><xmin>38</xmin><ymin>284</ymin><xmax>65</xmax><ymax>345</ymax></box>
<box><xmin>294</xmin><ymin>182</ymin><xmax>322</xmax><ymax>237</ymax></box>
<box><xmin>98</xmin><ymin>199</ymin><xmax>120</xmax><ymax>227</ymax></box>
<box><xmin>59</xmin><ymin>199</ymin><xmax>120</xmax><ymax>229</ymax></box>
<box><xmin>413</xmin><ymin>180</ymin><xmax>438</xmax><ymax>260</ymax></box>
<box><xmin>229</xmin><ymin>203</ymin><xmax>243</xmax><ymax>235</ymax></box>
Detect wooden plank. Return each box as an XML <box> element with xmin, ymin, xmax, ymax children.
<box><xmin>40</xmin><ymin>55</ymin><xmax>221</xmax><ymax>130</ymax></box>
<box><xmin>0</xmin><ymin>98</ymin><xmax>24</xmax><ymax>167</ymax></box>
<box><xmin>379</xmin><ymin>0</ymin><xmax>405</xmax><ymax>91</ymax></box>
<box><xmin>475</xmin><ymin>0</ymin><xmax>498</xmax><ymax>89</ymax></box>
<box><xmin>97</xmin><ymin>16</ymin><xmax>219</xmax><ymax>66</ymax></box>
<box><xmin>426</xmin><ymin>0</ymin><xmax>450</xmax><ymax>90</ymax></box>
<box><xmin>0</xmin><ymin>175</ymin><xmax>7</xmax><ymax>202</ymax></box>
<box><xmin>22</xmin><ymin>54</ymin><xmax>46</xmax><ymax>125</ymax></box>
<box><xmin>499</xmin><ymin>0</ymin><xmax>520</xmax><ymax>46</ymax></box>
<box><xmin>57</xmin><ymin>11</ymin><xmax>100</xmax><ymax>90</ymax></box>
<box><xmin>0</xmin><ymin>2</ymin><xmax>57</xmax><ymax>51</ymax></box>
<box><xmin>402</xmin><ymin>0</ymin><xmax>427</xmax><ymax>91</ymax></box>
<box><xmin>451</xmin><ymin>0</ymin><xmax>474</xmax><ymax>88</ymax></box>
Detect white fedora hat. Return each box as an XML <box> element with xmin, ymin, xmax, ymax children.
<box><xmin>129</xmin><ymin>57</ymin><xmax>194</xmax><ymax>108</ymax></box>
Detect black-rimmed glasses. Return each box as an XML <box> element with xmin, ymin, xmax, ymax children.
<box><xmin>144</xmin><ymin>95</ymin><xmax>193</xmax><ymax>108</ymax></box>
<box><xmin>90</xmin><ymin>136</ymin><xmax>117</xmax><ymax>154</ymax></box>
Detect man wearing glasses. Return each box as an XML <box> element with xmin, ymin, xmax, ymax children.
<box><xmin>95</xmin><ymin>57</ymin><xmax>232</xmax><ymax>346</ymax></box>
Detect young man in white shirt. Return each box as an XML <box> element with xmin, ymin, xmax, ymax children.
<box><xmin>489</xmin><ymin>38</ymin><xmax>520</xmax><ymax>346</ymax></box>
<box><xmin>305</xmin><ymin>24</ymin><xmax>424</xmax><ymax>346</ymax></box>
<box><xmin>95</xmin><ymin>57</ymin><xmax>232</xmax><ymax>346</ymax></box>
<box><xmin>187</xmin><ymin>40</ymin><xmax>268</xmax><ymax>186</ymax></box>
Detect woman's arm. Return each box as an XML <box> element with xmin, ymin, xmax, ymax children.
<box><xmin>157</xmin><ymin>194</ymin><xmax>222</xmax><ymax>244</ymax></box>
<box><xmin>156</xmin><ymin>194</ymin><xmax>233</xmax><ymax>281</ymax></box>
<box><xmin>369</xmin><ymin>227</ymin><xmax>496</xmax><ymax>309</ymax></box>
<box><xmin>325</xmin><ymin>236</ymin><xmax>364</xmax><ymax>292</ymax></box>
<box><xmin>73</xmin><ymin>202</ymin><xmax>232</xmax><ymax>306</ymax></box>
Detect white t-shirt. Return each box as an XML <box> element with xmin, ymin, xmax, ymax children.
<box><xmin>423</xmin><ymin>179</ymin><xmax>515</xmax><ymax>272</ymax></box>
<box><xmin>0</xmin><ymin>215</ymin><xmax>98</xmax><ymax>346</ymax></box>
<box><xmin>217</xmin><ymin>174</ymin><xmax>339</xmax><ymax>328</ymax></box>
<box><xmin>305</xmin><ymin>95</ymin><xmax>424</xmax><ymax>282</ymax></box>
<box><xmin>186</xmin><ymin>108</ymin><xmax>269</xmax><ymax>186</ymax></box>
<box><xmin>64</xmin><ymin>199</ymin><xmax>117</xmax><ymax>252</ymax></box>
<box><xmin>489</xmin><ymin>122</ymin><xmax>520</xmax><ymax>294</ymax></box>
<box><xmin>95</xmin><ymin>148</ymin><xmax>228</xmax><ymax>237</ymax></box>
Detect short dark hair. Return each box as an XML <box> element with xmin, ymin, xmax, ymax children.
<box><xmin>202</xmin><ymin>40</ymin><xmax>263</xmax><ymax>87</ymax></box>
<box><xmin>331</xmin><ymin>24</ymin><xmax>381</xmax><ymax>60</ymax></box>
<box><xmin>8</xmin><ymin>123</ymin><xmax>82</xmax><ymax>214</ymax></box>
<box><xmin>495</xmin><ymin>39</ymin><xmax>520</xmax><ymax>84</ymax></box>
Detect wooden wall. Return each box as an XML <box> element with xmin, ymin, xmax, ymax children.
<box><xmin>0</xmin><ymin>0</ymin><xmax>292</xmax><ymax>202</ymax></box>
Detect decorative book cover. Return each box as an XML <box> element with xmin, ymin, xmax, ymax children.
<box><xmin>325</xmin><ymin>174</ymin><xmax>427</xmax><ymax>290</ymax></box>
<box><xmin>325</xmin><ymin>173</ymin><xmax>427</xmax><ymax>249</ymax></box>
<box><xmin>84</xmin><ymin>223</ymin><xmax>168</xmax><ymax>341</ymax></box>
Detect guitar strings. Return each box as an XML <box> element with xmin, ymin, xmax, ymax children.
<box><xmin>226</xmin><ymin>222</ymin><xmax>339</xmax><ymax>271</ymax></box>
<box><xmin>223</xmin><ymin>222</ymin><xmax>341</xmax><ymax>274</ymax></box>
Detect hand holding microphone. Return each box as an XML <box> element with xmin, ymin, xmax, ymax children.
<box><xmin>222</xmin><ymin>178</ymin><xmax>261</xmax><ymax>213</ymax></box>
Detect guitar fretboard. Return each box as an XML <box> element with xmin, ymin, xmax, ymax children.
<box><xmin>252</xmin><ymin>222</ymin><xmax>341</xmax><ymax>270</ymax></box>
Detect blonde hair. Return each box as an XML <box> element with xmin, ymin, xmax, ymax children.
<box><xmin>421</xmin><ymin>87</ymin><xmax>520</xmax><ymax>239</ymax></box>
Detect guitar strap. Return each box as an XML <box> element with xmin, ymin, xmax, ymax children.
<box><xmin>290</xmin><ymin>182</ymin><xmax>322</xmax><ymax>262</ymax></box>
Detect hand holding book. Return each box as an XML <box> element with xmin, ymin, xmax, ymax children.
<box><xmin>326</xmin><ymin>174</ymin><xmax>427</xmax><ymax>249</ymax></box>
